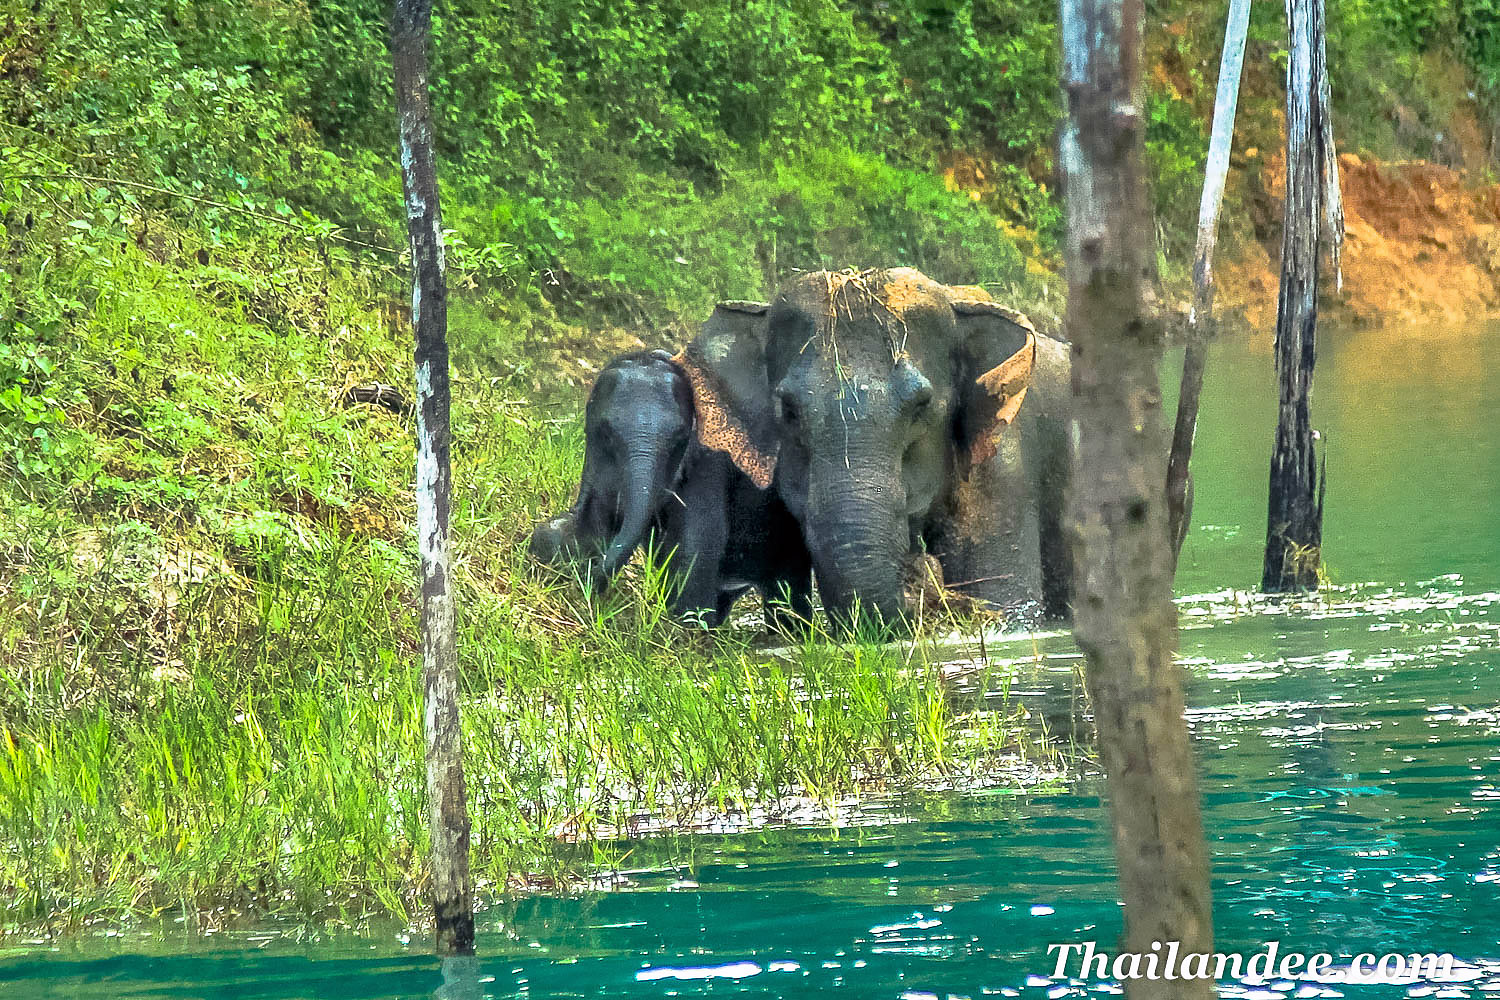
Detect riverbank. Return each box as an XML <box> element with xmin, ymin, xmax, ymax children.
<box><xmin>5</xmin><ymin>147</ymin><xmax>1498</xmax><ymax>944</ymax></box>
<box><xmin>2</xmin><ymin>590</ymin><xmax>1054</xmax><ymax>937</ymax></box>
<box><xmin>7</xmin><ymin>131</ymin><xmax>1500</xmax><ymax>940</ymax></box>
<box><xmin>0</xmin><ymin>133</ymin><xmax>1070</xmax><ymax>935</ymax></box>
<box><xmin>0</xmin><ymin>213</ymin><xmax>1059</xmax><ymax>936</ymax></box>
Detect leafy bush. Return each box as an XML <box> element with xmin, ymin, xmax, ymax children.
<box><xmin>1460</xmin><ymin>1</ymin><xmax>1500</xmax><ymax>97</ymax></box>
<box><xmin>860</xmin><ymin>0</ymin><xmax>1060</xmax><ymax>214</ymax></box>
<box><xmin>1146</xmin><ymin>89</ymin><xmax>1208</xmax><ymax>267</ymax></box>
<box><xmin>555</xmin><ymin>146</ymin><xmax>1050</xmax><ymax>325</ymax></box>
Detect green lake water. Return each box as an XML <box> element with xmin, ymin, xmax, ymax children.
<box><xmin>4</xmin><ymin>323</ymin><xmax>1499</xmax><ymax>998</ymax></box>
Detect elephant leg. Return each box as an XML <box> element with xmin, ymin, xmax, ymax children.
<box><xmin>666</xmin><ymin>458</ymin><xmax>731</xmax><ymax>624</ymax></box>
<box><xmin>933</xmin><ymin>430</ymin><xmax>1043</xmax><ymax>618</ymax></box>
<box><xmin>764</xmin><ymin>568</ymin><xmax>813</xmax><ymax>636</ymax></box>
<box><xmin>529</xmin><ymin>513</ymin><xmax>580</xmax><ymax>565</ymax></box>
<box><xmin>1038</xmin><ymin>493</ymin><xmax>1069</xmax><ymax>619</ymax></box>
<box><xmin>1025</xmin><ymin>409</ymin><xmax>1073</xmax><ymax>620</ymax></box>
<box><xmin>531</xmin><ymin>490</ymin><xmax>610</xmax><ymax>575</ymax></box>
<box><xmin>759</xmin><ymin>494</ymin><xmax>814</xmax><ymax>635</ymax></box>
<box><xmin>714</xmin><ymin>584</ymin><xmax>753</xmax><ymax>625</ymax></box>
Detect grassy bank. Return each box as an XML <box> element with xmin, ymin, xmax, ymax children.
<box><xmin>2</xmin><ymin>562</ymin><xmax>1038</xmax><ymax>932</ymax></box>
<box><xmin>1</xmin><ymin>2</ymin><xmax>1069</xmax><ymax>931</ymax></box>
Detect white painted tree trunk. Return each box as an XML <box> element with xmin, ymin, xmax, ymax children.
<box><xmin>1166</xmin><ymin>0</ymin><xmax>1252</xmax><ymax>558</ymax></box>
<box><xmin>392</xmin><ymin>0</ymin><xmax>474</xmax><ymax>957</ymax></box>
<box><xmin>1190</xmin><ymin>0</ymin><xmax>1252</xmax><ymax>326</ymax></box>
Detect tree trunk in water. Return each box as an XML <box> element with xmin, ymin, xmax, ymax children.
<box><xmin>392</xmin><ymin>0</ymin><xmax>475</xmax><ymax>957</ymax></box>
<box><xmin>1262</xmin><ymin>0</ymin><xmax>1343</xmax><ymax>593</ymax></box>
<box><xmin>1166</xmin><ymin>0</ymin><xmax>1251</xmax><ymax>564</ymax></box>
<box><xmin>1058</xmin><ymin>2</ymin><xmax>1214</xmax><ymax>997</ymax></box>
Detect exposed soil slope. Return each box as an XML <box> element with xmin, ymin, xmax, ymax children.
<box><xmin>1220</xmin><ymin>152</ymin><xmax>1500</xmax><ymax>330</ymax></box>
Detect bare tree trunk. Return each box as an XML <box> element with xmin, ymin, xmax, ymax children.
<box><xmin>1262</xmin><ymin>0</ymin><xmax>1342</xmax><ymax>593</ymax></box>
<box><xmin>1058</xmin><ymin>1</ymin><xmax>1214</xmax><ymax>997</ymax></box>
<box><xmin>392</xmin><ymin>0</ymin><xmax>474</xmax><ymax>957</ymax></box>
<box><xmin>1166</xmin><ymin>0</ymin><xmax>1251</xmax><ymax>563</ymax></box>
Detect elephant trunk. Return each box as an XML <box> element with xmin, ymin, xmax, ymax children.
<box><xmin>599</xmin><ymin>449</ymin><xmax>663</xmax><ymax>580</ymax></box>
<box><xmin>804</xmin><ymin>474</ymin><xmax>909</xmax><ymax>630</ymax></box>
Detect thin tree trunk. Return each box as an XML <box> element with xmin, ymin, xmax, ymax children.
<box><xmin>1166</xmin><ymin>0</ymin><xmax>1251</xmax><ymax>563</ymax></box>
<box><xmin>392</xmin><ymin>0</ymin><xmax>474</xmax><ymax>957</ymax></box>
<box><xmin>1058</xmin><ymin>2</ymin><xmax>1214</xmax><ymax>997</ymax></box>
<box><xmin>1262</xmin><ymin>0</ymin><xmax>1342</xmax><ymax>593</ymax></box>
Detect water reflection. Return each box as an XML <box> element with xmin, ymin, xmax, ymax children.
<box><xmin>433</xmin><ymin>956</ymin><xmax>486</xmax><ymax>1000</ymax></box>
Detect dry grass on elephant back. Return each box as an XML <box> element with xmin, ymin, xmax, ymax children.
<box><xmin>816</xmin><ymin>267</ymin><xmax>991</xmax><ymax>362</ymax></box>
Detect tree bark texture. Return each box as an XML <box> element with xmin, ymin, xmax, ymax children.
<box><xmin>1262</xmin><ymin>0</ymin><xmax>1341</xmax><ymax>593</ymax></box>
<box><xmin>392</xmin><ymin>0</ymin><xmax>475</xmax><ymax>957</ymax></box>
<box><xmin>1166</xmin><ymin>0</ymin><xmax>1251</xmax><ymax>563</ymax></box>
<box><xmin>1059</xmin><ymin>1</ymin><xmax>1215</xmax><ymax>997</ymax></box>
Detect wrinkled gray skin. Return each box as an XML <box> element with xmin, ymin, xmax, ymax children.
<box><xmin>677</xmin><ymin>269</ymin><xmax>1072</xmax><ymax>629</ymax></box>
<box><xmin>530</xmin><ymin>351</ymin><xmax>812</xmax><ymax>628</ymax></box>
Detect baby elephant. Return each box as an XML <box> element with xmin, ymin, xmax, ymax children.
<box><xmin>530</xmin><ymin>350</ymin><xmax>812</xmax><ymax>629</ymax></box>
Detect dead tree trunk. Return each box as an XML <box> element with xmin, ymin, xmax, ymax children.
<box><xmin>1262</xmin><ymin>0</ymin><xmax>1343</xmax><ymax>593</ymax></box>
<box><xmin>1058</xmin><ymin>1</ymin><xmax>1214</xmax><ymax>996</ymax></box>
<box><xmin>392</xmin><ymin>0</ymin><xmax>474</xmax><ymax>957</ymax></box>
<box><xmin>1166</xmin><ymin>0</ymin><xmax>1251</xmax><ymax>563</ymax></box>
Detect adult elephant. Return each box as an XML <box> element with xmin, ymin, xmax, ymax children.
<box><xmin>673</xmin><ymin>268</ymin><xmax>1071</xmax><ymax>627</ymax></box>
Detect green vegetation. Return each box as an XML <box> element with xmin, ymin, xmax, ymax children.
<box><xmin>2</xmin><ymin>0</ymin><xmax>1496</xmax><ymax>933</ymax></box>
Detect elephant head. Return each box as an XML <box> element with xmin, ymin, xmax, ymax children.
<box><xmin>529</xmin><ymin>350</ymin><xmax>694</xmax><ymax>582</ymax></box>
<box><xmin>675</xmin><ymin>269</ymin><xmax>1038</xmax><ymax>628</ymax></box>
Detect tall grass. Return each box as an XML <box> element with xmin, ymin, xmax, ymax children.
<box><xmin>0</xmin><ymin>541</ymin><xmax>1034</xmax><ymax>932</ymax></box>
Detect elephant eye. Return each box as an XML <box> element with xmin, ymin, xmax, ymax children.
<box><xmin>594</xmin><ymin>418</ymin><xmax>623</xmax><ymax>450</ymax></box>
<box><xmin>775</xmin><ymin>390</ymin><xmax>802</xmax><ymax>428</ymax></box>
<box><xmin>906</xmin><ymin>385</ymin><xmax>934</xmax><ymax>422</ymax></box>
<box><xmin>895</xmin><ymin>361</ymin><xmax>934</xmax><ymax>422</ymax></box>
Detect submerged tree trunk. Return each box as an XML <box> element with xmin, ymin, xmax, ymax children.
<box><xmin>392</xmin><ymin>0</ymin><xmax>475</xmax><ymax>957</ymax></box>
<box><xmin>1166</xmin><ymin>0</ymin><xmax>1251</xmax><ymax>563</ymax></box>
<box><xmin>1262</xmin><ymin>0</ymin><xmax>1343</xmax><ymax>593</ymax></box>
<box><xmin>1058</xmin><ymin>2</ymin><xmax>1214</xmax><ymax>997</ymax></box>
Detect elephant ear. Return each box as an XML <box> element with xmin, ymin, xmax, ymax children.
<box><xmin>672</xmin><ymin>300</ymin><xmax>777</xmax><ymax>489</ymax></box>
<box><xmin>951</xmin><ymin>299</ymin><xmax>1038</xmax><ymax>467</ymax></box>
